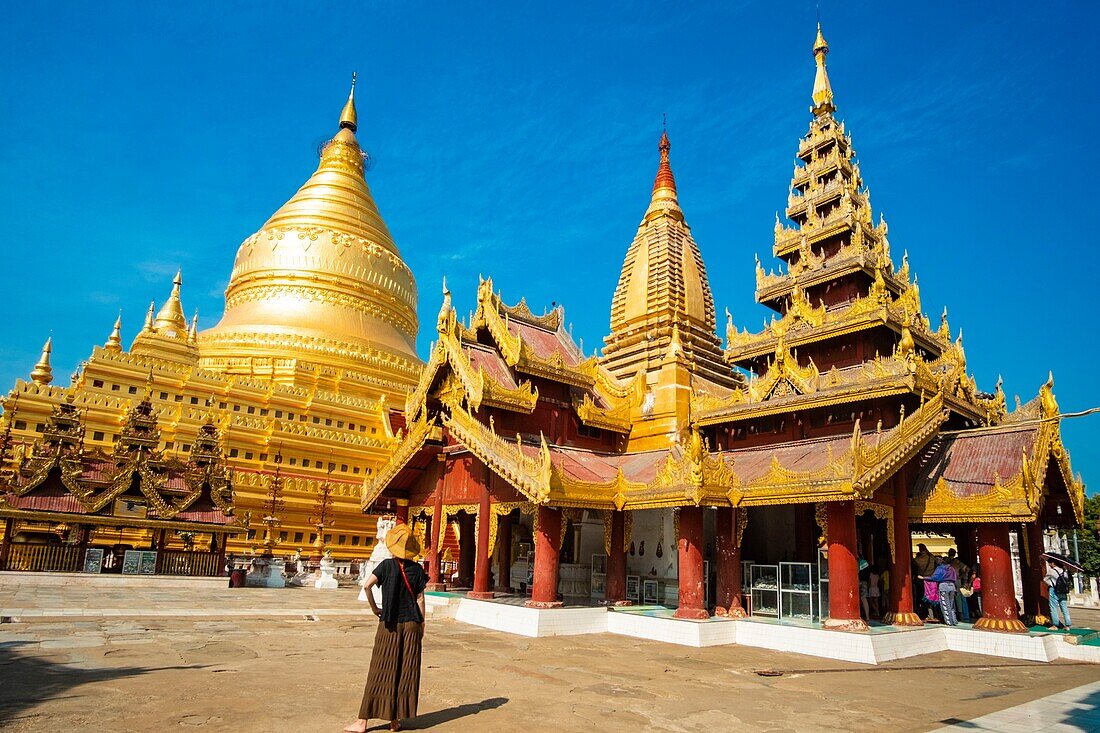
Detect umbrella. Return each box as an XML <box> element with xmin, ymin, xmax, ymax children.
<box><xmin>1041</xmin><ymin>551</ymin><xmax>1084</xmax><ymax>573</ymax></box>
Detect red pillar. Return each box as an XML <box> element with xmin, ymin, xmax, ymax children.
<box><xmin>714</xmin><ymin>507</ymin><xmax>745</xmax><ymax>617</ymax></box>
<box><xmin>884</xmin><ymin>479</ymin><xmax>921</xmax><ymax>626</ymax></box>
<box><xmin>974</xmin><ymin>522</ymin><xmax>1027</xmax><ymax>633</ymax></box>
<box><xmin>426</xmin><ymin>487</ymin><xmax>445</xmax><ymax>591</ymax></box>
<box><xmin>494</xmin><ymin>512</ymin><xmax>513</xmax><ymax>593</ymax></box>
<box><xmin>394</xmin><ymin>499</ymin><xmax>409</xmax><ymax>524</ymax></box>
<box><xmin>525</xmin><ymin>505</ymin><xmax>563</xmax><ymax>609</ymax></box>
<box><xmin>469</xmin><ymin>483</ymin><xmax>494</xmax><ymax>599</ymax></box>
<box><xmin>1021</xmin><ymin>521</ymin><xmax>1050</xmax><ymax>626</ymax></box>
<box><xmin>604</xmin><ymin>510</ymin><xmax>629</xmax><ymax>606</ymax></box>
<box><xmin>674</xmin><ymin>506</ymin><xmax>708</xmax><ymax>619</ymax></box>
<box><xmin>825</xmin><ymin>500</ymin><xmax>868</xmax><ymax>631</ymax></box>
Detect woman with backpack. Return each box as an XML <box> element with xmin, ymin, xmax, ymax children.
<box><xmin>1045</xmin><ymin>559</ymin><xmax>1073</xmax><ymax>630</ymax></box>
<box><xmin>346</xmin><ymin>522</ymin><xmax>427</xmax><ymax>733</ymax></box>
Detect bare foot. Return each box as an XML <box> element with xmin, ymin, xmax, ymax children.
<box><xmin>344</xmin><ymin>720</ymin><xmax>368</xmax><ymax>733</ymax></box>
<box><xmin>389</xmin><ymin>721</ymin><xmax>401</xmax><ymax>732</ymax></box>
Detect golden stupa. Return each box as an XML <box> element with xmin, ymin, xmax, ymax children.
<box><xmin>0</xmin><ymin>80</ymin><xmax>421</xmax><ymax>558</ymax></box>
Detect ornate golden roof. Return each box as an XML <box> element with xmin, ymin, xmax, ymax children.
<box><xmin>198</xmin><ymin>80</ymin><xmax>420</xmax><ymax>393</ymax></box>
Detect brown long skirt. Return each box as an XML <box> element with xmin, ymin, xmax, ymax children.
<box><xmin>358</xmin><ymin>620</ymin><xmax>423</xmax><ymax>722</ymax></box>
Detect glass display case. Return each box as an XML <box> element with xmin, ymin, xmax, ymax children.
<box><xmin>643</xmin><ymin>578</ymin><xmax>660</xmax><ymax>605</ymax></box>
<box><xmin>626</xmin><ymin>575</ymin><xmax>640</xmax><ymax>603</ymax></box>
<box><xmin>741</xmin><ymin>560</ymin><xmax>754</xmax><ymax>614</ymax></box>
<box><xmin>817</xmin><ymin>547</ymin><xmax>830</xmax><ymax>617</ymax></box>
<box><xmin>750</xmin><ymin>563</ymin><xmax>779</xmax><ymax>617</ymax></box>
<box><xmin>780</xmin><ymin>561</ymin><xmax>817</xmax><ymax>621</ymax></box>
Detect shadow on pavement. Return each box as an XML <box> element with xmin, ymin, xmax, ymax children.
<box><xmin>393</xmin><ymin>697</ymin><xmax>508</xmax><ymax>730</ymax></box>
<box><xmin>0</xmin><ymin>641</ymin><xmax>209</xmax><ymax>726</ymax></box>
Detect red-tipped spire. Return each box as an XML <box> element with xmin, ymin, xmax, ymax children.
<box><xmin>652</xmin><ymin>129</ymin><xmax>677</xmax><ymax>198</ymax></box>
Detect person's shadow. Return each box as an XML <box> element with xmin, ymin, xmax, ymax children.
<box><xmin>367</xmin><ymin>697</ymin><xmax>507</xmax><ymax>730</ymax></box>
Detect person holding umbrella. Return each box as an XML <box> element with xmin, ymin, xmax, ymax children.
<box><xmin>1043</xmin><ymin>551</ymin><xmax>1081</xmax><ymax>631</ymax></box>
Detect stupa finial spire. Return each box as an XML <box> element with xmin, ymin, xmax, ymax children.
<box><xmin>339</xmin><ymin>72</ymin><xmax>358</xmax><ymax>132</ymax></box>
<box><xmin>30</xmin><ymin>337</ymin><xmax>53</xmax><ymax>385</ymax></box>
<box><xmin>651</xmin><ymin>126</ymin><xmax>678</xmax><ymax>203</ymax></box>
<box><xmin>811</xmin><ymin>22</ymin><xmax>836</xmax><ymax>117</ymax></box>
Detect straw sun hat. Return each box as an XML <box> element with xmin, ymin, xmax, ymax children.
<box><xmin>384</xmin><ymin>522</ymin><xmax>421</xmax><ymax>560</ymax></box>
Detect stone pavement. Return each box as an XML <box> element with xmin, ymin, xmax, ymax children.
<box><xmin>2</xmin><ymin>582</ymin><xmax>1100</xmax><ymax>732</ymax></box>
<box><xmin>932</xmin><ymin>680</ymin><xmax>1100</xmax><ymax>731</ymax></box>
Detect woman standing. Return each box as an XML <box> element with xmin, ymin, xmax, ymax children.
<box><xmin>346</xmin><ymin>523</ymin><xmax>427</xmax><ymax>733</ymax></box>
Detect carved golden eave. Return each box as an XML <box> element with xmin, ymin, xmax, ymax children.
<box><xmin>440</xmin><ymin>406</ymin><xmax>552</xmax><ymax>504</ymax></box>
<box><xmin>851</xmin><ymin>393</ymin><xmax>948</xmax><ymax>494</ymax></box>
<box><xmin>360</xmin><ymin>414</ymin><xmax>437</xmax><ymax>510</ymax></box>
<box><xmin>572</xmin><ymin>391</ymin><xmax>631</xmax><ymax>434</ymax></box>
<box><xmin>726</xmin><ymin>274</ymin><xmax>945</xmax><ymax>366</ymax></box>
<box><xmin>404</xmin><ymin>307</ymin><xmax>539</xmax><ymax>421</ymax></box>
<box><xmin>470</xmin><ymin>277</ymin><xmax>598</xmax><ymax>389</ymax></box>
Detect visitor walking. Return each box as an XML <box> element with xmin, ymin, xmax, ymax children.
<box><xmin>1045</xmin><ymin>560</ymin><xmax>1073</xmax><ymax>630</ymax></box>
<box><xmin>918</xmin><ymin>557</ymin><xmax>959</xmax><ymax>625</ymax></box>
<box><xmin>947</xmin><ymin>549</ymin><xmax>970</xmax><ymax>623</ymax></box>
<box><xmin>913</xmin><ymin>544</ymin><xmax>937</xmax><ymax>620</ymax></box>
<box><xmin>346</xmin><ymin>522</ymin><xmax>427</xmax><ymax>733</ymax></box>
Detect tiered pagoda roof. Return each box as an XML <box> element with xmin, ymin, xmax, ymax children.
<box><xmin>720</xmin><ymin>25</ymin><xmax>1005</xmax><ymax>429</ymax></box>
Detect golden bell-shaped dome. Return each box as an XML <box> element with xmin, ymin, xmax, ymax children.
<box><xmin>198</xmin><ymin>81</ymin><xmax>420</xmax><ymax>396</ymax></box>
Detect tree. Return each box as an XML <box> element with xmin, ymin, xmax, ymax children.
<box><xmin>1077</xmin><ymin>495</ymin><xmax>1100</xmax><ymax>578</ymax></box>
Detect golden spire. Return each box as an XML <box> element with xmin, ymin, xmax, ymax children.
<box><xmin>30</xmin><ymin>337</ymin><xmax>54</xmax><ymax>385</ymax></box>
<box><xmin>646</xmin><ymin>128</ymin><xmax>681</xmax><ymax>220</ymax></box>
<box><xmin>153</xmin><ymin>269</ymin><xmax>188</xmax><ymax>336</ymax></box>
<box><xmin>188</xmin><ymin>310</ymin><xmax>199</xmax><ymax>344</ymax></box>
<box><xmin>105</xmin><ymin>312</ymin><xmax>123</xmax><ymax>352</ymax></box>
<box><xmin>811</xmin><ymin>23</ymin><xmax>836</xmax><ymax>117</ymax></box>
<box><xmin>143</xmin><ymin>301</ymin><xmax>155</xmax><ymax>332</ymax></box>
<box><xmin>339</xmin><ymin>72</ymin><xmax>358</xmax><ymax>132</ymax></box>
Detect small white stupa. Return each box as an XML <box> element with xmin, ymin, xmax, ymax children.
<box><xmin>358</xmin><ymin>516</ymin><xmax>396</xmax><ymax>603</ymax></box>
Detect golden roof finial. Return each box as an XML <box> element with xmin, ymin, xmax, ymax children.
<box><xmin>340</xmin><ymin>72</ymin><xmax>358</xmax><ymax>132</ymax></box>
<box><xmin>188</xmin><ymin>310</ymin><xmax>199</xmax><ymax>344</ymax></box>
<box><xmin>652</xmin><ymin>128</ymin><xmax>678</xmax><ymax>202</ymax></box>
<box><xmin>105</xmin><ymin>312</ymin><xmax>123</xmax><ymax>353</ymax></box>
<box><xmin>811</xmin><ymin>22</ymin><xmax>836</xmax><ymax>117</ymax></box>
<box><xmin>30</xmin><ymin>336</ymin><xmax>53</xmax><ymax>385</ymax></box>
<box><xmin>143</xmin><ymin>301</ymin><xmax>155</xmax><ymax>332</ymax></box>
<box><xmin>153</xmin><ymin>268</ymin><xmax>188</xmax><ymax>336</ymax></box>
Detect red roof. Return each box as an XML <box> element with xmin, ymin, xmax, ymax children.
<box><xmin>465</xmin><ymin>342</ymin><xmax>519</xmax><ymax>389</ymax></box>
<box><xmin>508</xmin><ymin>320</ymin><xmax>585</xmax><ymax>367</ymax></box>
<box><xmin>912</xmin><ymin>425</ymin><xmax>1038</xmax><ymax>499</ymax></box>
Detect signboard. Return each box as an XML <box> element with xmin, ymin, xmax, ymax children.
<box><xmin>121</xmin><ymin>550</ymin><xmax>158</xmax><ymax>575</ymax></box>
<box><xmin>121</xmin><ymin>550</ymin><xmax>142</xmax><ymax>574</ymax></box>
<box><xmin>83</xmin><ymin>548</ymin><xmax>104</xmax><ymax>574</ymax></box>
<box><xmin>113</xmin><ymin>499</ymin><xmax>148</xmax><ymax>519</ymax></box>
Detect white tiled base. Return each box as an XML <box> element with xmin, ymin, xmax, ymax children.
<box><xmin>733</xmin><ymin>619</ymin><xmax>880</xmax><ymax>664</ymax></box>
<box><xmin>442</xmin><ymin>598</ymin><xmax>1100</xmax><ymax>665</ymax></box>
<box><xmin>425</xmin><ymin>594</ymin><xmax>460</xmax><ymax>619</ymax></box>
<box><xmin>607</xmin><ymin>611</ymin><xmax>737</xmax><ymax>647</ymax></box>
<box><xmin>942</xmin><ymin>626</ymin><xmax>1056</xmax><ymax>662</ymax></box>
<box><xmin>453</xmin><ymin>598</ymin><xmax>607</xmax><ymax>637</ymax></box>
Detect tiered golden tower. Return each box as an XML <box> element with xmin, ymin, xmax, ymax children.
<box><xmin>0</xmin><ymin>81</ymin><xmax>421</xmax><ymax>558</ymax></box>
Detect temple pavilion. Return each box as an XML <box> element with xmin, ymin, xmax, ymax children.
<box><xmin>0</xmin><ymin>384</ymin><xmax>239</xmax><ymax>574</ymax></box>
<box><xmin>364</xmin><ymin>25</ymin><xmax>1084</xmax><ymax>634</ymax></box>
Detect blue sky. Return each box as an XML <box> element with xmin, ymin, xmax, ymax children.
<box><xmin>1</xmin><ymin>2</ymin><xmax>1097</xmax><ymax>488</ymax></box>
